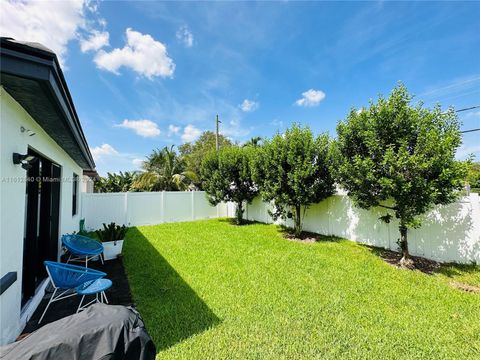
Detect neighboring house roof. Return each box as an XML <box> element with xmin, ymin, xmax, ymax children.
<box><xmin>0</xmin><ymin>37</ymin><xmax>95</xmax><ymax>170</ymax></box>
<box><xmin>83</xmin><ymin>169</ymin><xmax>100</xmax><ymax>180</ymax></box>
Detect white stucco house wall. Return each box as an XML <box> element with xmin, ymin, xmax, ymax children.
<box><xmin>0</xmin><ymin>38</ymin><xmax>96</xmax><ymax>345</ymax></box>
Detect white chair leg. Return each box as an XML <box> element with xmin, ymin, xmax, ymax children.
<box><xmin>77</xmin><ymin>295</ymin><xmax>85</xmax><ymax>313</ymax></box>
<box><xmin>38</xmin><ymin>288</ymin><xmax>57</xmax><ymax>324</ymax></box>
<box><xmin>85</xmin><ymin>256</ymin><xmax>88</xmax><ymax>268</ymax></box>
<box><xmin>100</xmin><ymin>253</ymin><xmax>104</xmax><ymax>265</ymax></box>
<box><xmin>102</xmin><ymin>291</ymin><xmax>109</xmax><ymax>304</ymax></box>
<box><xmin>66</xmin><ymin>254</ymin><xmax>72</xmax><ymax>264</ymax></box>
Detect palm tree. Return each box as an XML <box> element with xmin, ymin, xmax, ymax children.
<box><xmin>95</xmin><ymin>171</ymin><xmax>138</xmax><ymax>193</ymax></box>
<box><xmin>132</xmin><ymin>146</ymin><xmax>197</xmax><ymax>191</ymax></box>
<box><xmin>243</xmin><ymin>136</ymin><xmax>263</xmax><ymax>147</ymax></box>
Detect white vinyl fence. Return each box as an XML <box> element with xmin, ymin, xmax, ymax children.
<box><xmin>244</xmin><ymin>193</ymin><xmax>480</xmax><ymax>264</ymax></box>
<box><xmin>81</xmin><ymin>191</ymin><xmax>234</xmax><ymax>230</ymax></box>
<box><xmin>81</xmin><ymin>191</ymin><xmax>480</xmax><ymax>264</ymax></box>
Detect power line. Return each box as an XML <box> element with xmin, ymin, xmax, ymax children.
<box><xmin>456</xmin><ymin>105</ymin><xmax>480</xmax><ymax>113</ymax></box>
<box><xmin>454</xmin><ymin>105</ymin><xmax>480</xmax><ymax>133</ymax></box>
<box><xmin>461</xmin><ymin>128</ymin><xmax>480</xmax><ymax>134</ymax></box>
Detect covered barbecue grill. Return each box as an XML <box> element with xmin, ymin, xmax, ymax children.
<box><xmin>0</xmin><ymin>304</ymin><xmax>155</xmax><ymax>360</ymax></box>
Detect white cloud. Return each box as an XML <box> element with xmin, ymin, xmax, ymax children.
<box><xmin>116</xmin><ymin>119</ymin><xmax>161</xmax><ymax>137</ymax></box>
<box><xmin>176</xmin><ymin>25</ymin><xmax>193</xmax><ymax>48</ymax></box>
<box><xmin>181</xmin><ymin>124</ymin><xmax>201</xmax><ymax>143</ymax></box>
<box><xmin>464</xmin><ymin>110</ymin><xmax>480</xmax><ymax>119</ymax></box>
<box><xmin>221</xmin><ymin>118</ymin><xmax>252</xmax><ymax>139</ymax></box>
<box><xmin>168</xmin><ymin>124</ymin><xmax>180</xmax><ymax>136</ymax></box>
<box><xmin>94</xmin><ymin>28</ymin><xmax>175</xmax><ymax>78</ymax></box>
<box><xmin>90</xmin><ymin>143</ymin><xmax>118</xmax><ymax>161</ymax></box>
<box><xmin>457</xmin><ymin>145</ymin><xmax>480</xmax><ymax>160</ymax></box>
<box><xmin>295</xmin><ymin>89</ymin><xmax>326</xmax><ymax>107</ymax></box>
<box><xmin>239</xmin><ymin>99</ymin><xmax>259</xmax><ymax>112</ymax></box>
<box><xmin>132</xmin><ymin>158</ymin><xmax>144</xmax><ymax>167</ymax></box>
<box><xmin>80</xmin><ymin>29</ymin><xmax>109</xmax><ymax>52</ymax></box>
<box><xmin>456</xmin><ymin>130</ymin><xmax>480</xmax><ymax>160</ymax></box>
<box><xmin>89</xmin><ymin>143</ymin><xmax>145</xmax><ymax>175</ymax></box>
<box><xmin>0</xmin><ymin>0</ymin><xmax>89</xmax><ymax>66</ymax></box>
<box><xmin>270</xmin><ymin>119</ymin><xmax>284</xmax><ymax>129</ymax></box>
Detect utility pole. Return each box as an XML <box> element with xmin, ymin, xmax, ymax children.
<box><xmin>215</xmin><ymin>114</ymin><xmax>221</xmax><ymax>151</ymax></box>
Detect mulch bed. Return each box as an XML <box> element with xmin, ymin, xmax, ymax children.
<box><xmin>283</xmin><ymin>231</ymin><xmax>322</xmax><ymax>243</ymax></box>
<box><xmin>449</xmin><ymin>281</ymin><xmax>480</xmax><ymax>293</ymax></box>
<box><xmin>374</xmin><ymin>248</ymin><xmax>442</xmax><ymax>273</ymax></box>
<box><xmin>373</xmin><ymin>248</ymin><xmax>480</xmax><ymax>293</ymax></box>
<box><xmin>282</xmin><ymin>232</ymin><xmax>478</xmax><ymax>294</ymax></box>
<box><xmin>21</xmin><ymin>256</ymin><xmax>133</xmax><ymax>335</ymax></box>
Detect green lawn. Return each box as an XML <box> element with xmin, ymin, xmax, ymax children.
<box><xmin>123</xmin><ymin>219</ymin><xmax>480</xmax><ymax>359</ymax></box>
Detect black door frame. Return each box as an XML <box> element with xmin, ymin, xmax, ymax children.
<box><xmin>22</xmin><ymin>148</ymin><xmax>62</xmax><ymax>306</ymax></box>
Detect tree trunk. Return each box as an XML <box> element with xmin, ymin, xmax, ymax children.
<box><xmin>399</xmin><ymin>224</ymin><xmax>413</xmax><ymax>267</ymax></box>
<box><xmin>235</xmin><ymin>201</ymin><xmax>244</xmax><ymax>225</ymax></box>
<box><xmin>294</xmin><ymin>204</ymin><xmax>302</xmax><ymax>238</ymax></box>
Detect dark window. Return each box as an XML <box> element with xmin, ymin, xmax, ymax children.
<box><xmin>72</xmin><ymin>173</ymin><xmax>78</xmax><ymax>216</ymax></box>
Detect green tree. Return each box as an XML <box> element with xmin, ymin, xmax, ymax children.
<box><xmin>95</xmin><ymin>171</ymin><xmax>137</xmax><ymax>193</ymax></box>
<box><xmin>243</xmin><ymin>136</ymin><xmax>263</xmax><ymax>147</ymax></box>
<box><xmin>335</xmin><ymin>84</ymin><xmax>466</xmax><ymax>266</ymax></box>
<box><xmin>253</xmin><ymin>124</ymin><xmax>335</xmax><ymax>237</ymax></box>
<box><xmin>179</xmin><ymin>131</ymin><xmax>232</xmax><ymax>188</ymax></box>
<box><xmin>201</xmin><ymin>146</ymin><xmax>258</xmax><ymax>224</ymax></box>
<box><xmin>132</xmin><ymin>146</ymin><xmax>197</xmax><ymax>191</ymax></box>
<box><xmin>466</xmin><ymin>161</ymin><xmax>480</xmax><ymax>191</ymax></box>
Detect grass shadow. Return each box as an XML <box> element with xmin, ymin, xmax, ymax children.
<box><xmin>364</xmin><ymin>244</ymin><xmax>480</xmax><ymax>280</ymax></box>
<box><xmin>217</xmin><ymin>218</ymin><xmax>263</xmax><ymax>226</ymax></box>
<box><xmin>123</xmin><ymin>227</ymin><xmax>221</xmax><ymax>353</ymax></box>
<box><xmin>218</xmin><ymin>216</ymin><xmax>344</xmax><ymax>243</ymax></box>
<box><xmin>364</xmin><ymin>245</ymin><xmax>443</xmax><ymax>272</ymax></box>
<box><xmin>434</xmin><ymin>262</ymin><xmax>480</xmax><ymax>278</ymax></box>
<box><xmin>277</xmin><ymin>224</ymin><xmax>343</xmax><ymax>243</ymax></box>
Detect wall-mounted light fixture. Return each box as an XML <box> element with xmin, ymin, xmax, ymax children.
<box><xmin>12</xmin><ymin>153</ymin><xmax>37</xmax><ymax>170</ymax></box>
<box><xmin>20</xmin><ymin>126</ymin><xmax>36</xmax><ymax>137</ymax></box>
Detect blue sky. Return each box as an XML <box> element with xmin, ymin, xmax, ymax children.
<box><xmin>2</xmin><ymin>1</ymin><xmax>479</xmax><ymax>175</ymax></box>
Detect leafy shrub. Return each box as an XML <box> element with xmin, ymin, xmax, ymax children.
<box><xmin>201</xmin><ymin>146</ymin><xmax>258</xmax><ymax>224</ymax></box>
<box><xmin>252</xmin><ymin>123</ymin><xmax>335</xmax><ymax>237</ymax></box>
<box><xmin>95</xmin><ymin>222</ymin><xmax>128</xmax><ymax>243</ymax></box>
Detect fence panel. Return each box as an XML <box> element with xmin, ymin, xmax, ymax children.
<box><xmin>126</xmin><ymin>192</ymin><xmax>163</xmax><ymax>226</ymax></box>
<box><xmin>82</xmin><ymin>193</ymin><xmax>126</xmax><ymax>230</ymax></box>
<box><xmin>162</xmin><ymin>192</ymin><xmax>192</xmax><ymax>223</ymax></box>
<box><xmin>82</xmin><ymin>191</ymin><xmax>228</xmax><ymax>229</ymax></box>
<box><xmin>245</xmin><ymin>194</ymin><xmax>480</xmax><ymax>264</ymax></box>
<box><xmin>193</xmin><ymin>192</ymin><xmax>218</xmax><ymax>220</ymax></box>
<box><xmin>82</xmin><ymin>191</ymin><xmax>479</xmax><ymax>263</ymax></box>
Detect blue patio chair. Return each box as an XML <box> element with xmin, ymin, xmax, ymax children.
<box><xmin>76</xmin><ymin>278</ymin><xmax>112</xmax><ymax>313</ymax></box>
<box><xmin>62</xmin><ymin>234</ymin><xmax>104</xmax><ymax>267</ymax></box>
<box><xmin>39</xmin><ymin>261</ymin><xmax>106</xmax><ymax>324</ymax></box>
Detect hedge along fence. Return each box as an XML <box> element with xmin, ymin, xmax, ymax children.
<box><xmin>244</xmin><ymin>193</ymin><xmax>480</xmax><ymax>264</ymax></box>
<box><xmin>81</xmin><ymin>191</ymin><xmax>235</xmax><ymax>230</ymax></box>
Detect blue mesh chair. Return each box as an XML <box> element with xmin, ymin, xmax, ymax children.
<box><xmin>39</xmin><ymin>261</ymin><xmax>106</xmax><ymax>323</ymax></box>
<box><xmin>76</xmin><ymin>278</ymin><xmax>113</xmax><ymax>313</ymax></box>
<box><xmin>62</xmin><ymin>234</ymin><xmax>104</xmax><ymax>267</ymax></box>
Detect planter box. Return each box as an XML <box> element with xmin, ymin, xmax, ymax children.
<box><xmin>103</xmin><ymin>240</ymin><xmax>124</xmax><ymax>261</ymax></box>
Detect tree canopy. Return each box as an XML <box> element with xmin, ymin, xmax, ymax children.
<box><xmin>335</xmin><ymin>84</ymin><xmax>466</xmax><ymax>265</ymax></box>
<box><xmin>131</xmin><ymin>146</ymin><xmax>197</xmax><ymax>191</ymax></box>
<box><xmin>253</xmin><ymin>124</ymin><xmax>336</xmax><ymax>237</ymax></box>
<box><xmin>466</xmin><ymin>161</ymin><xmax>480</xmax><ymax>191</ymax></box>
<box><xmin>201</xmin><ymin>146</ymin><xmax>258</xmax><ymax>224</ymax></box>
<box><xmin>94</xmin><ymin>171</ymin><xmax>137</xmax><ymax>193</ymax></box>
<box><xmin>179</xmin><ymin>131</ymin><xmax>232</xmax><ymax>188</ymax></box>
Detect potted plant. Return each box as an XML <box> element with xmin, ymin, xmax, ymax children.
<box><xmin>96</xmin><ymin>222</ymin><xmax>128</xmax><ymax>260</ymax></box>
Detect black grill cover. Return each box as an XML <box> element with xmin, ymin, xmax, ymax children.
<box><xmin>0</xmin><ymin>304</ymin><xmax>156</xmax><ymax>360</ymax></box>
